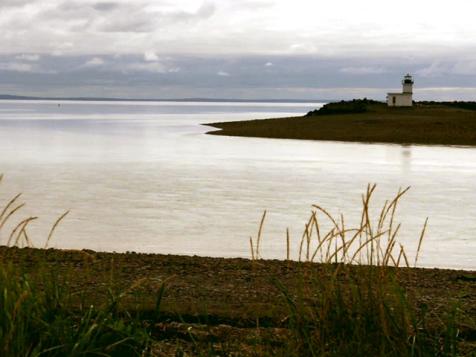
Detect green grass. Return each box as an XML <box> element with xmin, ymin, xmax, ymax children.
<box><xmin>206</xmin><ymin>101</ymin><xmax>476</xmax><ymax>146</ymax></box>
<box><xmin>274</xmin><ymin>264</ymin><xmax>464</xmax><ymax>356</ymax></box>
<box><xmin>0</xmin><ymin>263</ymin><xmax>152</xmax><ymax>356</ymax></box>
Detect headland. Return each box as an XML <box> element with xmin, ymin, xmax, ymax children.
<box><xmin>206</xmin><ymin>100</ymin><xmax>476</xmax><ymax>146</ymax></box>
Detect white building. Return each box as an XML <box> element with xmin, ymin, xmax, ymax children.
<box><xmin>387</xmin><ymin>74</ymin><xmax>414</xmax><ymax>107</ymax></box>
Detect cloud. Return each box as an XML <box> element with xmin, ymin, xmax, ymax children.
<box><xmin>0</xmin><ymin>0</ymin><xmax>474</xmax><ymax>63</ymax></box>
<box><xmin>1</xmin><ymin>50</ymin><xmax>476</xmax><ymax>101</ymax></box>
<box><xmin>451</xmin><ymin>60</ymin><xmax>476</xmax><ymax>75</ymax></box>
<box><xmin>339</xmin><ymin>66</ymin><xmax>387</xmax><ymax>75</ymax></box>
<box><xmin>76</xmin><ymin>55</ymin><xmax>180</xmax><ymax>73</ymax></box>
<box><xmin>144</xmin><ymin>51</ymin><xmax>159</xmax><ymax>62</ymax></box>
<box><xmin>91</xmin><ymin>2</ymin><xmax>216</xmax><ymax>33</ymax></box>
<box><xmin>15</xmin><ymin>54</ymin><xmax>40</xmax><ymax>61</ymax></box>
<box><xmin>95</xmin><ymin>13</ymin><xmax>157</xmax><ymax>33</ymax></box>
<box><xmin>124</xmin><ymin>62</ymin><xmax>169</xmax><ymax>73</ymax></box>
<box><xmin>83</xmin><ymin>57</ymin><xmax>105</xmax><ymax>67</ymax></box>
<box><xmin>289</xmin><ymin>43</ymin><xmax>318</xmax><ymax>53</ymax></box>
<box><xmin>0</xmin><ymin>0</ymin><xmax>31</xmax><ymax>8</ymax></box>
<box><xmin>265</xmin><ymin>62</ymin><xmax>273</xmax><ymax>67</ymax></box>
<box><xmin>415</xmin><ymin>62</ymin><xmax>447</xmax><ymax>77</ymax></box>
<box><xmin>92</xmin><ymin>2</ymin><xmax>120</xmax><ymax>12</ymax></box>
<box><xmin>0</xmin><ymin>62</ymin><xmax>34</xmax><ymax>72</ymax></box>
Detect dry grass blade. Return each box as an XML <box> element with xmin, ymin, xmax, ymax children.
<box><xmin>286</xmin><ymin>228</ymin><xmax>290</xmax><ymax>261</ymax></box>
<box><xmin>313</xmin><ymin>213</ymin><xmax>324</xmax><ymax>262</ymax></box>
<box><xmin>383</xmin><ymin>237</ymin><xmax>398</xmax><ymax>267</ymax></box>
<box><xmin>0</xmin><ymin>203</ymin><xmax>26</xmax><ymax>233</ymax></box>
<box><xmin>0</xmin><ymin>192</ymin><xmax>24</xmax><ymax>225</ymax></box>
<box><xmin>305</xmin><ymin>223</ymin><xmax>311</xmax><ymax>262</ymax></box>
<box><xmin>399</xmin><ymin>244</ymin><xmax>410</xmax><ymax>268</ymax></box>
<box><xmin>298</xmin><ymin>223</ymin><xmax>308</xmax><ymax>262</ymax></box>
<box><xmin>383</xmin><ymin>187</ymin><xmax>411</xmax><ymax>240</ymax></box>
<box><xmin>21</xmin><ymin>229</ymin><xmax>34</xmax><ymax>248</ymax></box>
<box><xmin>414</xmin><ymin>217</ymin><xmax>428</xmax><ymax>267</ymax></box>
<box><xmin>325</xmin><ymin>229</ymin><xmax>337</xmax><ymax>263</ymax></box>
<box><xmin>255</xmin><ymin>210</ymin><xmax>266</xmax><ymax>260</ymax></box>
<box><xmin>307</xmin><ymin>212</ymin><xmax>316</xmax><ymax>238</ymax></box>
<box><xmin>249</xmin><ymin>237</ymin><xmax>255</xmax><ymax>260</ymax></box>
<box><xmin>396</xmin><ymin>245</ymin><xmax>406</xmax><ymax>267</ymax></box>
<box><xmin>377</xmin><ymin>200</ymin><xmax>389</xmax><ymax>235</ymax></box>
<box><xmin>311</xmin><ymin>204</ymin><xmax>341</xmax><ymax>233</ymax></box>
<box><xmin>44</xmin><ymin>210</ymin><xmax>70</xmax><ymax>249</ymax></box>
<box><xmin>326</xmin><ymin>228</ymin><xmax>364</xmax><ymax>264</ymax></box>
<box><xmin>7</xmin><ymin>217</ymin><xmax>38</xmax><ymax>247</ymax></box>
<box><xmin>310</xmin><ymin>228</ymin><xmax>336</xmax><ymax>262</ymax></box>
<box><xmin>326</xmin><ymin>227</ymin><xmax>369</xmax><ymax>264</ymax></box>
<box><xmin>349</xmin><ymin>231</ymin><xmax>388</xmax><ymax>264</ymax></box>
<box><xmin>341</xmin><ymin>226</ymin><xmax>369</xmax><ymax>262</ymax></box>
<box><xmin>382</xmin><ymin>223</ymin><xmax>401</xmax><ymax>266</ymax></box>
<box><xmin>0</xmin><ymin>193</ymin><xmax>22</xmax><ymax>221</ymax></box>
<box><xmin>339</xmin><ymin>213</ymin><xmax>346</xmax><ymax>261</ymax></box>
<box><xmin>362</xmin><ymin>184</ymin><xmax>377</xmax><ymax>264</ymax></box>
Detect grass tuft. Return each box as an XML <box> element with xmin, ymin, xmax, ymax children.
<box><xmin>251</xmin><ymin>184</ymin><xmax>427</xmax><ymax>268</ymax></box>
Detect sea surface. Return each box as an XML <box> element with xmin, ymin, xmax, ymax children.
<box><xmin>0</xmin><ymin>100</ymin><xmax>475</xmax><ymax>270</ymax></box>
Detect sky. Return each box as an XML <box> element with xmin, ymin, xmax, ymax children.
<box><xmin>1</xmin><ymin>0</ymin><xmax>476</xmax><ymax>100</ymax></box>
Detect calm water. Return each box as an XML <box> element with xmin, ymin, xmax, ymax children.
<box><xmin>0</xmin><ymin>100</ymin><xmax>475</xmax><ymax>270</ymax></box>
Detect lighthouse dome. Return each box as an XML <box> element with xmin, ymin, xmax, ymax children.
<box><xmin>403</xmin><ymin>74</ymin><xmax>414</xmax><ymax>85</ymax></box>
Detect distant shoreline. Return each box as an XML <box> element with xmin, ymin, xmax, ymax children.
<box><xmin>206</xmin><ymin>101</ymin><xmax>476</xmax><ymax>147</ymax></box>
<box><xmin>0</xmin><ymin>94</ymin><xmax>330</xmax><ymax>104</ymax></box>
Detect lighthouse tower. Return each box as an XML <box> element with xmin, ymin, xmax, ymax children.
<box><xmin>387</xmin><ymin>74</ymin><xmax>414</xmax><ymax>107</ymax></box>
<box><xmin>402</xmin><ymin>74</ymin><xmax>414</xmax><ymax>94</ymax></box>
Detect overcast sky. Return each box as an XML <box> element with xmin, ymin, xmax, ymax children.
<box><xmin>1</xmin><ymin>0</ymin><xmax>476</xmax><ymax>100</ymax></box>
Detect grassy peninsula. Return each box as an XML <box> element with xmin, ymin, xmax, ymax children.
<box><xmin>206</xmin><ymin>100</ymin><xmax>476</xmax><ymax>146</ymax></box>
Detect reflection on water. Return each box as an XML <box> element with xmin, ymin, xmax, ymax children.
<box><xmin>400</xmin><ymin>145</ymin><xmax>412</xmax><ymax>173</ymax></box>
<box><xmin>0</xmin><ymin>100</ymin><xmax>475</xmax><ymax>270</ymax></box>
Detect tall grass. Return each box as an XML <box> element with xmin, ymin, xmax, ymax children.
<box><xmin>250</xmin><ymin>184</ymin><xmax>427</xmax><ymax>267</ymax></box>
<box><xmin>250</xmin><ymin>185</ymin><xmax>464</xmax><ymax>356</ymax></box>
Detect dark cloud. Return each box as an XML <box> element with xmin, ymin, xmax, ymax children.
<box><xmin>0</xmin><ymin>0</ymin><xmax>31</xmax><ymax>8</ymax></box>
<box><xmin>1</xmin><ymin>54</ymin><xmax>476</xmax><ymax>100</ymax></box>
<box><xmin>92</xmin><ymin>2</ymin><xmax>120</xmax><ymax>12</ymax></box>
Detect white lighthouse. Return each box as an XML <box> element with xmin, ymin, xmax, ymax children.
<box><xmin>387</xmin><ymin>74</ymin><xmax>414</xmax><ymax>107</ymax></box>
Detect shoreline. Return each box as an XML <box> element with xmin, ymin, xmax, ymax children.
<box><xmin>206</xmin><ymin>124</ymin><xmax>476</xmax><ymax>150</ymax></box>
<box><xmin>2</xmin><ymin>245</ymin><xmax>475</xmax><ymax>312</ymax></box>
<box><xmin>2</xmin><ymin>246</ymin><xmax>475</xmax><ymax>353</ymax></box>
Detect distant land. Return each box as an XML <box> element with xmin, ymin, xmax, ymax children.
<box><xmin>207</xmin><ymin>99</ymin><xmax>476</xmax><ymax>146</ymax></box>
<box><xmin>0</xmin><ymin>94</ymin><xmax>332</xmax><ymax>103</ymax></box>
